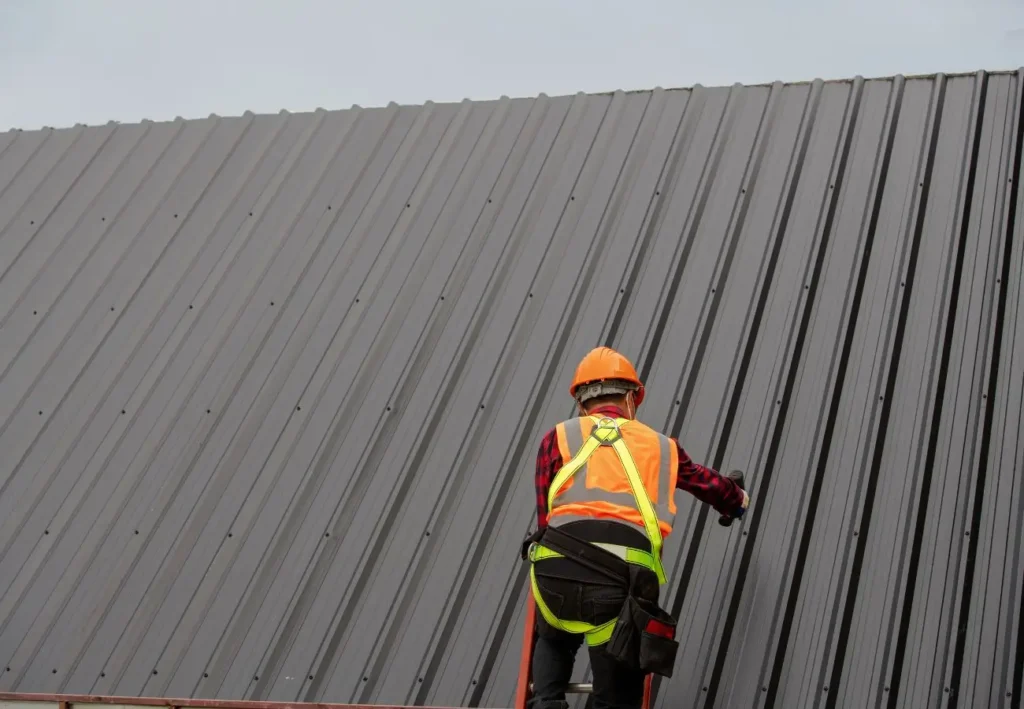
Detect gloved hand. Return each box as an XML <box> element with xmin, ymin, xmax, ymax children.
<box><xmin>718</xmin><ymin>470</ymin><xmax>748</xmax><ymax>527</ymax></box>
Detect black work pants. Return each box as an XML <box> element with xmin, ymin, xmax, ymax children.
<box><xmin>529</xmin><ymin>575</ymin><xmax>646</xmax><ymax>709</ymax></box>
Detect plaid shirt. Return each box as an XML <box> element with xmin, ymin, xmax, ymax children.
<box><xmin>534</xmin><ymin>405</ymin><xmax>746</xmax><ymax>528</ymax></box>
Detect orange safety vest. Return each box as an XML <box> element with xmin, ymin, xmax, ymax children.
<box><xmin>548</xmin><ymin>415</ymin><xmax>679</xmax><ymax>539</ymax></box>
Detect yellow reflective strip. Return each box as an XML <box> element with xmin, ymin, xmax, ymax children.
<box><xmin>623</xmin><ymin>547</ymin><xmax>656</xmax><ymax>569</ymax></box>
<box><xmin>585</xmin><ymin>619</ymin><xmax>617</xmax><ymax>645</ymax></box>
<box><xmin>530</xmin><ymin>545</ymin><xmax>563</xmax><ymax>561</ymax></box>
<box><xmin>548</xmin><ymin>435</ymin><xmax>601</xmax><ymax>510</ymax></box>
<box><xmin>610</xmin><ymin>437</ymin><xmax>667</xmax><ymax>583</ymax></box>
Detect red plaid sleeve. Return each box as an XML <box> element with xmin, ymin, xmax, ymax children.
<box><xmin>535</xmin><ymin>427</ymin><xmax>563</xmax><ymax>529</ymax></box>
<box><xmin>674</xmin><ymin>442</ymin><xmax>746</xmax><ymax>516</ymax></box>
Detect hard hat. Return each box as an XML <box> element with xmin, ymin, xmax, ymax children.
<box><xmin>569</xmin><ymin>346</ymin><xmax>645</xmax><ymax>407</ymax></box>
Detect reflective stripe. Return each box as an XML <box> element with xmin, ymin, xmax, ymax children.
<box><xmin>548</xmin><ymin>420</ymin><xmax>675</xmax><ymax>536</ymax></box>
<box><xmin>607</xmin><ymin>434</ymin><xmax>665</xmax><ymax>582</ymax></box>
<box><xmin>528</xmin><ymin>541</ymin><xmax>657</xmax><ymax>572</ymax></box>
<box><xmin>656</xmin><ymin>432</ymin><xmax>676</xmax><ymax>528</ymax></box>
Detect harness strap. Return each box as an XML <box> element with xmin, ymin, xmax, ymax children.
<box><xmin>529</xmin><ymin>541</ymin><xmax>658</xmax><ymax>572</ymax></box>
<box><xmin>548</xmin><ymin>416</ymin><xmax>667</xmax><ymax>583</ymax></box>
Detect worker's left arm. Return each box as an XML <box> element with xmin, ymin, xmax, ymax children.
<box><xmin>534</xmin><ymin>428</ymin><xmax>562</xmax><ymax>529</ymax></box>
<box><xmin>674</xmin><ymin>442</ymin><xmax>749</xmax><ymax>518</ymax></box>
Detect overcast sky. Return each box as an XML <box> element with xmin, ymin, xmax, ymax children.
<box><xmin>2</xmin><ymin>0</ymin><xmax>1023</xmax><ymax>131</ymax></box>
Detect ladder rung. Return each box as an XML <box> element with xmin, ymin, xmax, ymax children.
<box><xmin>529</xmin><ymin>682</ymin><xmax>593</xmax><ymax>694</ymax></box>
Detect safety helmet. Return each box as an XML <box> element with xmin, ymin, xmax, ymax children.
<box><xmin>569</xmin><ymin>346</ymin><xmax>645</xmax><ymax>407</ymax></box>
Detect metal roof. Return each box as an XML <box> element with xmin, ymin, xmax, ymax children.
<box><xmin>0</xmin><ymin>69</ymin><xmax>1022</xmax><ymax>709</ymax></box>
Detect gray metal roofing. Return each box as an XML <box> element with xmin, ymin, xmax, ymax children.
<box><xmin>0</xmin><ymin>68</ymin><xmax>1021</xmax><ymax>709</ymax></box>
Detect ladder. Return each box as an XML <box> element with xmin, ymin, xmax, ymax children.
<box><xmin>513</xmin><ymin>593</ymin><xmax>652</xmax><ymax>708</ymax></box>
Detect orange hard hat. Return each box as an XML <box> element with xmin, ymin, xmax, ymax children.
<box><xmin>569</xmin><ymin>346</ymin><xmax>645</xmax><ymax>406</ymax></box>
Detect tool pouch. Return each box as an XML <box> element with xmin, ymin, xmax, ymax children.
<box><xmin>605</xmin><ymin>596</ymin><xmax>678</xmax><ymax>678</ymax></box>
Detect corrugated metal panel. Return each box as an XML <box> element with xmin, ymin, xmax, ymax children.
<box><xmin>0</xmin><ymin>70</ymin><xmax>1021</xmax><ymax>709</ymax></box>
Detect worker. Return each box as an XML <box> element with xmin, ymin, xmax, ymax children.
<box><xmin>521</xmin><ymin>346</ymin><xmax>749</xmax><ymax>709</ymax></box>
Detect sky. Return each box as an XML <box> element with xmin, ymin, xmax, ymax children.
<box><xmin>1</xmin><ymin>0</ymin><xmax>1023</xmax><ymax>132</ymax></box>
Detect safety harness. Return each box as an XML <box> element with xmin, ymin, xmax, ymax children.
<box><xmin>524</xmin><ymin>417</ymin><xmax>673</xmax><ymax>651</ymax></box>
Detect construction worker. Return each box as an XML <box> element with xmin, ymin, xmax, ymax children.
<box><xmin>521</xmin><ymin>346</ymin><xmax>749</xmax><ymax>709</ymax></box>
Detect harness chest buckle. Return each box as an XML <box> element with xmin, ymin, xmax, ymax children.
<box><xmin>589</xmin><ymin>416</ymin><xmax>623</xmax><ymax>446</ymax></box>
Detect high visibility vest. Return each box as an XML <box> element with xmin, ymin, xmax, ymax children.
<box><xmin>528</xmin><ymin>415</ymin><xmax>679</xmax><ymax>645</ymax></box>
<box><xmin>549</xmin><ymin>415</ymin><xmax>678</xmax><ymax>539</ymax></box>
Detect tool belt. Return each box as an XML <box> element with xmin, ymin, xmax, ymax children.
<box><xmin>522</xmin><ymin>525</ymin><xmax>679</xmax><ymax>677</ymax></box>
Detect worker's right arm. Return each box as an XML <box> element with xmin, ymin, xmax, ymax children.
<box><xmin>674</xmin><ymin>442</ymin><xmax>749</xmax><ymax>518</ymax></box>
